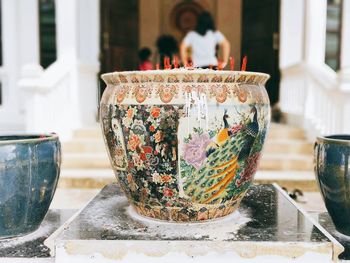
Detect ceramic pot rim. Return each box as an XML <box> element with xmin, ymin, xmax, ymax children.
<box><xmin>0</xmin><ymin>133</ymin><xmax>59</xmax><ymax>145</ymax></box>
<box><xmin>317</xmin><ymin>134</ymin><xmax>350</xmax><ymax>146</ymax></box>
<box><xmin>101</xmin><ymin>69</ymin><xmax>270</xmax><ymax>86</ymax></box>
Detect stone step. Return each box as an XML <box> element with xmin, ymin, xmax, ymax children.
<box><xmin>72</xmin><ymin>123</ymin><xmax>305</xmax><ymax>140</ymax></box>
<box><xmin>73</xmin><ymin>127</ymin><xmax>103</xmax><ymax>139</ymax></box>
<box><xmin>62</xmin><ymin>153</ymin><xmax>112</xmax><ymax>169</ymax></box>
<box><xmin>62</xmin><ymin>139</ymin><xmax>313</xmax><ymax>158</ymax></box>
<box><xmin>59</xmin><ymin>169</ymin><xmax>115</xmax><ymax>189</ymax></box>
<box><xmin>267</xmin><ymin>123</ymin><xmax>305</xmax><ymax>140</ymax></box>
<box><xmin>62</xmin><ymin>139</ymin><xmax>313</xmax><ymax>154</ymax></box>
<box><xmin>259</xmin><ymin>153</ymin><xmax>313</xmax><ymax>171</ymax></box>
<box><xmin>263</xmin><ymin>139</ymin><xmax>313</xmax><ymax>155</ymax></box>
<box><xmin>254</xmin><ymin>171</ymin><xmax>317</xmax><ymax>192</ymax></box>
<box><xmin>63</xmin><ymin>139</ymin><xmax>106</xmax><ymax>153</ymax></box>
<box><xmin>58</xmin><ymin>169</ymin><xmax>317</xmax><ymax>191</ymax></box>
<box><xmin>62</xmin><ymin>152</ymin><xmax>313</xmax><ymax>171</ymax></box>
<box><xmin>63</xmin><ymin>138</ymin><xmax>312</xmax><ymax>155</ymax></box>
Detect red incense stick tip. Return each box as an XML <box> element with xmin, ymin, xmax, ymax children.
<box><xmin>218</xmin><ymin>60</ymin><xmax>223</xmax><ymax>70</ymax></box>
<box><xmin>241</xmin><ymin>55</ymin><xmax>247</xmax><ymax>71</ymax></box>
<box><xmin>230</xmin><ymin>57</ymin><xmax>235</xmax><ymax>71</ymax></box>
<box><xmin>164</xmin><ymin>57</ymin><xmax>171</xmax><ymax>69</ymax></box>
<box><xmin>173</xmin><ymin>56</ymin><xmax>179</xmax><ymax>68</ymax></box>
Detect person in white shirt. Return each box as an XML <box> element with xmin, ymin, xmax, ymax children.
<box><xmin>180</xmin><ymin>11</ymin><xmax>230</xmax><ymax>69</ymax></box>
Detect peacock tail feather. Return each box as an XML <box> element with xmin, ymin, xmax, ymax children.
<box><xmin>183</xmin><ymin>130</ymin><xmax>249</xmax><ymax>204</ymax></box>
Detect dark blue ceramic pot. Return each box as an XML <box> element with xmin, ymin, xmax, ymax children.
<box><xmin>0</xmin><ymin>134</ymin><xmax>61</xmax><ymax>239</ymax></box>
<box><xmin>314</xmin><ymin>135</ymin><xmax>350</xmax><ymax>236</ymax></box>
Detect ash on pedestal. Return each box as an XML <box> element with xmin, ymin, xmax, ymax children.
<box><xmin>46</xmin><ymin>183</ymin><xmax>343</xmax><ymax>262</ymax></box>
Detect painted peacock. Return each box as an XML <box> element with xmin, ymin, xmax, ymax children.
<box><xmin>183</xmin><ymin>106</ymin><xmax>260</xmax><ymax>204</ymax></box>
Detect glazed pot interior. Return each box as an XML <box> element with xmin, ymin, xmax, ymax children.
<box><xmin>325</xmin><ymin>135</ymin><xmax>350</xmax><ymax>141</ymax></box>
<box><xmin>0</xmin><ymin>134</ymin><xmax>56</xmax><ymax>143</ymax></box>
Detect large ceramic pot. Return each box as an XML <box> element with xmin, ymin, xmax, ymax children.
<box><xmin>314</xmin><ymin>135</ymin><xmax>350</xmax><ymax>235</ymax></box>
<box><xmin>101</xmin><ymin>70</ymin><xmax>270</xmax><ymax>222</ymax></box>
<box><xmin>0</xmin><ymin>134</ymin><xmax>61</xmax><ymax>238</ymax></box>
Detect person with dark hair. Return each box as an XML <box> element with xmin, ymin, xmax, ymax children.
<box><xmin>138</xmin><ymin>47</ymin><xmax>153</xmax><ymax>71</ymax></box>
<box><xmin>180</xmin><ymin>11</ymin><xmax>230</xmax><ymax>69</ymax></box>
<box><xmin>156</xmin><ymin>35</ymin><xmax>179</xmax><ymax>68</ymax></box>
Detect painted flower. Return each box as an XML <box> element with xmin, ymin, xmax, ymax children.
<box><xmin>122</xmin><ymin>117</ymin><xmax>133</xmax><ymax>128</ymax></box>
<box><xmin>127</xmin><ymin>173</ymin><xmax>138</xmax><ymax>192</ymax></box>
<box><xmin>114</xmin><ymin>147</ymin><xmax>126</xmax><ymax>168</ymax></box>
<box><xmin>132</xmin><ymin>153</ymin><xmax>144</xmax><ymax>171</ymax></box>
<box><xmin>140</xmin><ymin>187</ymin><xmax>151</xmax><ymax>201</ymax></box>
<box><xmin>183</xmin><ymin>133</ymin><xmax>211</xmax><ymax>169</ymax></box>
<box><xmin>127</xmin><ymin>108</ymin><xmax>136</xmax><ymax>119</ymax></box>
<box><xmin>238</xmin><ymin>90</ymin><xmax>247</xmax><ymax>103</ymax></box>
<box><xmin>149</xmin><ymin>125</ymin><xmax>155</xmax><ymax>132</ymax></box>
<box><xmin>163</xmin><ymin>187</ymin><xmax>174</xmax><ymax>197</ymax></box>
<box><xmin>161</xmin><ymin>174</ymin><xmax>174</xmax><ymax>184</ymax></box>
<box><xmin>131</xmin><ymin>119</ymin><xmax>146</xmax><ymax>135</ymax></box>
<box><xmin>140</xmin><ymin>146</ymin><xmax>152</xmax><ymax>161</ymax></box>
<box><xmin>165</xmin><ymin>201</ymin><xmax>174</xmax><ymax>207</ymax></box>
<box><xmin>152</xmin><ymin>172</ymin><xmax>162</xmax><ymax>184</ymax></box>
<box><xmin>151</xmin><ymin>106</ymin><xmax>161</xmax><ymax>118</ymax></box>
<box><xmin>231</xmin><ymin>124</ymin><xmax>243</xmax><ymax>135</ymax></box>
<box><xmin>128</xmin><ymin>133</ymin><xmax>141</xmax><ymax>151</ymax></box>
<box><xmin>236</xmin><ymin>152</ymin><xmax>261</xmax><ymax>187</ymax></box>
<box><xmin>154</xmin><ymin>130</ymin><xmax>164</xmax><ymax>143</ymax></box>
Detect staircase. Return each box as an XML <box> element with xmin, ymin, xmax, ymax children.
<box><xmin>59</xmin><ymin>123</ymin><xmax>316</xmax><ymax>190</ymax></box>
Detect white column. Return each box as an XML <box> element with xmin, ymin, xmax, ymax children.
<box><xmin>56</xmin><ymin>0</ymin><xmax>100</xmax><ymax>126</ymax></box>
<box><xmin>341</xmin><ymin>0</ymin><xmax>350</xmax><ymax>69</ymax></box>
<box><xmin>18</xmin><ymin>0</ymin><xmax>42</xmax><ymax>77</ymax></box>
<box><xmin>0</xmin><ymin>0</ymin><xmax>23</xmax><ymax>130</ymax></box>
<box><xmin>279</xmin><ymin>0</ymin><xmax>305</xmax><ymax>69</ymax></box>
<box><xmin>76</xmin><ymin>0</ymin><xmax>100</xmax><ymax>125</ymax></box>
<box><xmin>304</xmin><ymin>0</ymin><xmax>327</xmax><ymax>66</ymax></box>
<box><xmin>339</xmin><ymin>0</ymin><xmax>350</xmax><ymax>91</ymax></box>
<box><xmin>55</xmin><ymin>0</ymin><xmax>78</xmax><ymax>60</ymax></box>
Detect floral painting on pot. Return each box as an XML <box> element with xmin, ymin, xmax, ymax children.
<box><xmin>101</xmin><ymin>70</ymin><xmax>270</xmax><ymax>222</ymax></box>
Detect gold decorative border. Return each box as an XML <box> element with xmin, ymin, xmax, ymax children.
<box><xmin>102</xmin><ymin>70</ymin><xmax>270</xmax><ymax>86</ymax></box>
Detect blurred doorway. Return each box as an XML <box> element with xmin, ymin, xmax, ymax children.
<box><xmin>99</xmin><ymin>0</ymin><xmax>139</xmax><ymax>98</ymax></box>
<box><xmin>241</xmin><ymin>0</ymin><xmax>280</xmax><ymax>105</ymax></box>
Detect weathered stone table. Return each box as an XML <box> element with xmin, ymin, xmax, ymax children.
<box><xmin>45</xmin><ymin>183</ymin><xmax>343</xmax><ymax>262</ymax></box>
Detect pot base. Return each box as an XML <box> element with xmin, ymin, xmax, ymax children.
<box><xmin>131</xmin><ymin>199</ymin><xmax>242</xmax><ymax>222</ymax></box>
